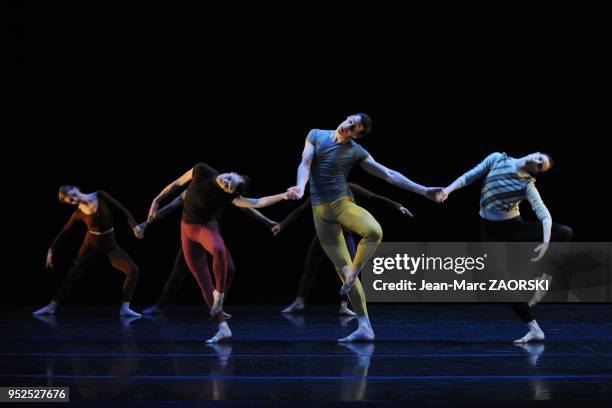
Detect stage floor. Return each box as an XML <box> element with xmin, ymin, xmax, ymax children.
<box><xmin>1</xmin><ymin>304</ymin><xmax>611</xmax><ymax>406</ymax></box>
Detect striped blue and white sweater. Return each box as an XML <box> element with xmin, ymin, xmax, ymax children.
<box><xmin>458</xmin><ymin>152</ymin><xmax>552</xmax><ymax>226</ymax></box>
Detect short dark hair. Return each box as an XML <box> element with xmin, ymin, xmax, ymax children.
<box><xmin>356</xmin><ymin>113</ymin><xmax>373</xmax><ymax>137</ymax></box>
<box><xmin>237</xmin><ymin>175</ymin><xmax>252</xmax><ymax>195</ymax></box>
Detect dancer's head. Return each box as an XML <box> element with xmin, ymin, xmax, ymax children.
<box><xmin>522</xmin><ymin>152</ymin><xmax>553</xmax><ymax>174</ymax></box>
<box><xmin>336</xmin><ymin>113</ymin><xmax>373</xmax><ymax>140</ymax></box>
<box><xmin>58</xmin><ymin>185</ymin><xmax>85</xmax><ymax>205</ymax></box>
<box><xmin>217</xmin><ymin>173</ymin><xmax>251</xmax><ymax>195</ymax></box>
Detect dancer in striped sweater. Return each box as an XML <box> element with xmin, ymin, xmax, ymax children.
<box><xmin>439</xmin><ymin>152</ymin><xmax>573</xmax><ymax>343</ymax></box>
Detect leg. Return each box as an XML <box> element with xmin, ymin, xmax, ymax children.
<box><xmin>181</xmin><ymin>224</ymin><xmax>223</xmax><ymax>322</ymax></box>
<box><xmin>282</xmin><ymin>235</ymin><xmax>325</xmax><ymax>313</ymax></box>
<box><xmin>334</xmin><ymin>200</ymin><xmax>383</xmax><ymax>294</ymax></box>
<box><xmin>512</xmin><ymin>302</ymin><xmax>545</xmax><ymax>343</ymax></box>
<box><xmin>339</xmin><ymin>232</ymin><xmax>357</xmax><ymax>316</ymax></box>
<box><xmin>481</xmin><ymin>219</ymin><xmax>546</xmax><ymax>343</ymax></box>
<box><xmin>313</xmin><ymin>204</ymin><xmax>373</xmax><ymax>342</ymax></box>
<box><xmin>34</xmin><ymin>242</ymin><xmax>96</xmax><ymax>315</ymax></box>
<box><xmin>181</xmin><ymin>222</ymin><xmax>231</xmax><ymax>343</ymax></box>
<box><xmin>152</xmin><ymin>248</ymin><xmax>190</xmax><ymax>311</ymax></box>
<box><xmin>192</xmin><ymin>221</ymin><xmax>231</xmax><ymax>294</ymax></box>
<box><xmin>107</xmin><ymin>246</ymin><xmax>141</xmax><ymax>317</ymax></box>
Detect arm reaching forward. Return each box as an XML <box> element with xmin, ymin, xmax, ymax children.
<box><xmin>232</xmin><ymin>193</ymin><xmax>291</xmax><ymax>209</ymax></box>
<box><xmin>148</xmin><ymin>168</ymin><xmax>193</xmax><ymax>221</ymax></box>
<box><xmin>359</xmin><ymin>155</ymin><xmax>442</xmax><ymax>201</ymax></box>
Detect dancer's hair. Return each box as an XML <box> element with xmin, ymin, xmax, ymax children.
<box><xmin>356</xmin><ymin>113</ymin><xmax>373</xmax><ymax>137</ymax></box>
<box><xmin>237</xmin><ymin>175</ymin><xmax>252</xmax><ymax>195</ymax></box>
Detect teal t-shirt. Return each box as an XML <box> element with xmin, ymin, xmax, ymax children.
<box><xmin>307</xmin><ymin>129</ymin><xmax>370</xmax><ymax>205</ymax></box>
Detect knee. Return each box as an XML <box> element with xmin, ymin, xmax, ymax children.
<box><xmin>211</xmin><ymin>244</ymin><xmax>228</xmax><ymax>260</ymax></box>
<box><xmin>127</xmin><ymin>264</ymin><xmax>140</xmax><ymax>279</ymax></box>
<box><xmin>556</xmin><ymin>225</ymin><xmax>573</xmax><ymax>242</ymax></box>
<box><xmin>363</xmin><ymin>223</ymin><xmax>383</xmax><ymax>243</ymax></box>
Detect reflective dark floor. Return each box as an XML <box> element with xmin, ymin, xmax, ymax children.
<box><xmin>1</xmin><ymin>304</ymin><xmax>611</xmax><ymax>406</ymax></box>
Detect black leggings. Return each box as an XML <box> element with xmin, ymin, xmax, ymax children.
<box><xmin>54</xmin><ymin>232</ymin><xmax>140</xmax><ymax>303</ymax></box>
<box><xmin>297</xmin><ymin>231</ymin><xmax>356</xmax><ymax>302</ymax></box>
<box><xmin>156</xmin><ymin>247</ymin><xmax>235</xmax><ymax>309</ymax></box>
<box><xmin>480</xmin><ymin>217</ymin><xmax>573</xmax><ymax>323</ymax></box>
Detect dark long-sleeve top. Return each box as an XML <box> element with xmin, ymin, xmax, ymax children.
<box><xmin>50</xmin><ymin>191</ymin><xmax>137</xmax><ymax>250</ymax></box>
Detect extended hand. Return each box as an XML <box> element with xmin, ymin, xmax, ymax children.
<box><xmin>133</xmin><ymin>225</ymin><xmax>145</xmax><ymax>239</ymax></box>
<box><xmin>424</xmin><ymin>187</ymin><xmax>445</xmax><ymax>202</ymax></box>
<box><xmin>398</xmin><ymin>206</ymin><xmax>414</xmax><ymax>217</ymax></box>
<box><xmin>286</xmin><ymin>186</ymin><xmax>304</xmax><ymax>200</ymax></box>
<box><xmin>46</xmin><ymin>249</ymin><xmax>54</xmax><ymax>269</ymax></box>
<box><xmin>271</xmin><ymin>223</ymin><xmax>282</xmax><ymax>236</ymax></box>
<box><xmin>435</xmin><ymin>188</ymin><xmax>449</xmax><ymax>204</ymax></box>
<box><xmin>531</xmin><ymin>242</ymin><xmax>550</xmax><ymax>262</ymax></box>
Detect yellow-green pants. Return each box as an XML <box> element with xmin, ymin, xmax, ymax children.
<box><xmin>312</xmin><ymin>196</ymin><xmax>383</xmax><ymax>316</ymax></box>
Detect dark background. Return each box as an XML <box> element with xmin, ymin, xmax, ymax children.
<box><xmin>6</xmin><ymin>4</ymin><xmax>609</xmax><ymax>307</ymax></box>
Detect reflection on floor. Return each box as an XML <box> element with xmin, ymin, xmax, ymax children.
<box><xmin>1</xmin><ymin>304</ymin><xmax>612</xmax><ymax>406</ymax></box>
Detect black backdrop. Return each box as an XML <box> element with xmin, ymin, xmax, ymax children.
<box><xmin>6</xmin><ymin>5</ymin><xmax>609</xmax><ymax>307</ymax></box>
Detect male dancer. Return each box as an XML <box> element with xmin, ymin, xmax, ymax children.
<box><xmin>276</xmin><ymin>182</ymin><xmax>412</xmax><ymax>315</ymax></box>
<box><xmin>287</xmin><ymin>114</ymin><xmax>442</xmax><ymax>341</ymax></box>
<box><xmin>137</xmin><ymin>191</ymin><xmax>277</xmax><ymax>315</ymax></box>
<box><xmin>148</xmin><ymin>163</ymin><xmax>292</xmax><ymax>342</ymax></box>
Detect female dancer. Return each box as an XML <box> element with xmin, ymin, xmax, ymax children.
<box><xmin>135</xmin><ymin>191</ymin><xmax>277</xmax><ymax>315</ymax></box>
<box><xmin>147</xmin><ymin>162</ymin><xmax>291</xmax><ymax>343</ymax></box>
<box><xmin>34</xmin><ymin>186</ymin><xmax>143</xmax><ymax>317</ymax></box>
<box><xmin>287</xmin><ymin>114</ymin><xmax>442</xmax><ymax>341</ymax></box>
<box><xmin>277</xmin><ymin>182</ymin><xmax>412</xmax><ymax>315</ymax></box>
<box><xmin>439</xmin><ymin>152</ymin><xmax>573</xmax><ymax>343</ymax></box>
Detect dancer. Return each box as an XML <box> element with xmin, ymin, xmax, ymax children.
<box><xmin>147</xmin><ymin>163</ymin><xmax>292</xmax><ymax>343</ymax></box>
<box><xmin>287</xmin><ymin>114</ymin><xmax>442</xmax><ymax>341</ymax></box>
<box><xmin>276</xmin><ymin>182</ymin><xmax>412</xmax><ymax>315</ymax></box>
<box><xmin>438</xmin><ymin>152</ymin><xmax>573</xmax><ymax>343</ymax></box>
<box><xmin>34</xmin><ymin>186</ymin><xmax>143</xmax><ymax>317</ymax></box>
<box><xmin>136</xmin><ymin>191</ymin><xmax>277</xmax><ymax>315</ymax></box>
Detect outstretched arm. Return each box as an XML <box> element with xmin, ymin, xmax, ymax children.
<box><xmin>239</xmin><ymin>207</ymin><xmax>277</xmax><ymax>229</ymax></box>
<box><xmin>287</xmin><ymin>140</ymin><xmax>315</xmax><ymax>200</ymax></box>
<box><xmin>99</xmin><ymin>191</ymin><xmax>141</xmax><ymax>238</ymax></box>
<box><xmin>232</xmin><ymin>192</ymin><xmax>290</xmax><ymax>209</ymax></box>
<box><xmin>99</xmin><ymin>191</ymin><xmax>138</xmax><ymax>230</ymax></box>
<box><xmin>148</xmin><ymin>168</ymin><xmax>193</xmax><ymax>221</ymax></box>
<box><xmin>136</xmin><ymin>191</ymin><xmax>186</xmax><ymax>235</ymax></box>
<box><xmin>150</xmin><ymin>191</ymin><xmax>185</xmax><ymax>223</ymax></box>
<box><xmin>359</xmin><ymin>155</ymin><xmax>442</xmax><ymax>202</ymax></box>
<box><xmin>349</xmin><ymin>183</ymin><xmax>413</xmax><ymax>216</ymax></box>
<box><xmin>442</xmin><ymin>153</ymin><xmax>502</xmax><ymax>201</ymax></box>
<box><xmin>273</xmin><ymin>198</ymin><xmax>312</xmax><ymax>236</ymax></box>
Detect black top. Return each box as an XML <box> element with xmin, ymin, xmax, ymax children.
<box><xmin>182</xmin><ymin>163</ymin><xmax>238</xmax><ymax>224</ymax></box>
<box><xmin>51</xmin><ymin>191</ymin><xmax>137</xmax><ymax>250</ymax></box>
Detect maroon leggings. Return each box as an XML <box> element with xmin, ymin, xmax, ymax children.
<box><xmin>181</xmin><ymin>220</ymin><xmax>234</xmax><ymax>323</ymax></box>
